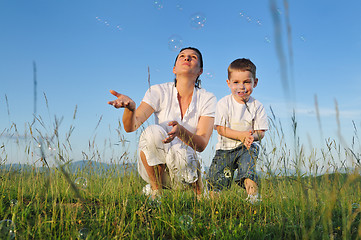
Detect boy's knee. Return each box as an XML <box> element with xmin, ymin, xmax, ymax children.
<box><xmin>206</xmin><ymin>150</ymin><xmax>234</xmax><ymax>192</ymax></box>
<box><xmin>206</xmin><ymin>168</ymin><xmax>233</xmax><ymax>192</ymax></box>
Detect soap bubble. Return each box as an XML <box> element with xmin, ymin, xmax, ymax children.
<box><xmin>168</xmin><ymin>34</ymin><xmax>183</xmax><ymax>52</ymax></box>
<box><xmin>96</xmin><ymin>16</ymin><xmax>124</xmax><ymax>32</ymax></box>
<box><xmin>78</xmin><ymin>227</ymin><xmax>90</xmax><ymax>239</ymax></box>
<box><xmin>176</xmin><ymin>4</ymin><xmax>183</xmax><ymax>11</ymax></box>
<box><xmin>204</xmin><ymin>72</ymin><xmax>214</xmax><ymax>81</ymax></box>
<box><xmin>239</xmin><ymin>11</ymin><xmax>263</xmax><ymax>27</ymax></box>
<box><xmin>96</xmin><ymin>17</ymin><xmax>110</xmax><ymax>27</ymax></box>
<box><xmin>239</xmin><ymin>11</ymin><xmax>252</xmax><ymax>23</ymax></box>
<box><xmin>352</xmin><ymin>203</ymin><xmax>360</xmax><ymax>213</ymax></box>
<box><xmin>211</xmin><ymin>228</ymin><xmax>221</xmax><ymax>237</ymax></box>
<box><xmin>264</xmin><ymin>36</ymin><xmax>271</xmax><ymax>43</ymax></box>
<box><xmin>190</xmin><ymin>13</ymin><xmax>206</xmax><ymax>29</ymax></box>
<box><xmin>153</xmin><ymin>0</ymin><xmax>163</xmax><ymax>10</ymax></box>
<box><xmin>0</xmin><ymin>219</ymin><xmax>16</xmax><ymax>240</ymax></box>
<box><xmin>178</xmin><ymin>215</ymin><xmax>193</xmax><ymax>230</ymax></box>
<box><xmin>148</xmin><ymin>196</ymin><xmax>162</xmax><ymax>208</ymax></box>
<box><xmin>36</xmin><ymin>139</ymin><xmax>57</xmax><ymax>160</ymax></box>
<box><xmin>75</xmin><ymin>177</ymin><xmax>88</xmax><ymax>189</ymax></box>
<box><xmin>10</xmin><ymin>199</ymin><xmax>18</xmax><ymax>207</ymax></box>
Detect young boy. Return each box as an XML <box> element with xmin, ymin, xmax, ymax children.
<box><xmin>206</xmin><ymin>58</ymin><xmax>268</xmax><ymax>203</ymax></box>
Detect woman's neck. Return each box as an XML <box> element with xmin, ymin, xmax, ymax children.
<box><xmin>176</xmin><ymin>76</ymin><xmax>195</xmax><ymax>98</ymax></box>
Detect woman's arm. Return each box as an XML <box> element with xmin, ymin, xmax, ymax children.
<box><xmin>108</xmin><ymin>90</ymin><xmax>154</xmax><ymax>132</ymax></box>
<box><xmin>122</xmin><ymin>102</ymin><xmax>154</xmax><ymax>132</ymax></box>
<box><xmin>164</xmin><ymin>116</ymin><xmax>214</xmax><ymax>152</ymax></box>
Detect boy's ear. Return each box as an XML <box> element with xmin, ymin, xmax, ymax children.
<box><xmin>226</xmin><ymin>79</ymin><xmax>231</xmax><ymax>87</ymax></box>
<box><xmin>253</xmin><ymin>78</ymin><xmax>258</xmax><ymax>88</ymax></box>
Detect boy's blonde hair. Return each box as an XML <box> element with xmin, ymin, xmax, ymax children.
<box><xmin>228</xmin><ymin>58</ymin><xmax>256</xmax><ymax>80</ymax></box>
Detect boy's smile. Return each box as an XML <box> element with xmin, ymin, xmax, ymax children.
<box><xmin>227</xmin><ymin>70</ymin><xmax>258</xmax><ymax>104</ymax></box>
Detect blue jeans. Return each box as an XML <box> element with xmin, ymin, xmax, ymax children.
<box><xmin>206</xmin><ymin>144</ymin><xmax>259</xmax><ymax>191</ymax></box>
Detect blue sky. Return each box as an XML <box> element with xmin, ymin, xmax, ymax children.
<box><xmin>1</xmin><ymin>0</ymin><xmax>360</xmax><ymax>167</ymax></box>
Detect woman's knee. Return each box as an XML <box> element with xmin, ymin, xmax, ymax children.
<box><xmin>139</xmin><ymin>125</ymin><xmax>169</xmax><ymax>166</ymax></box>
<box><xmin>140</xmin><ymin>125</ymin><xmax>168</xmax><ymax>145</ymax></box>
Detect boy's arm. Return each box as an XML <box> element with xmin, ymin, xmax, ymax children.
<box><xmin>215</xmin><ymin>125</ymin><xmax>250</xmax><ymax>142</ymax></box>
<box><xmin>253</xmin><ymin>130</ymin><xmax>265</xmax><ymax>141</ymax></box>
<box><xmin>215</xmin><ymin>125</ymin><xmax>266</xmax><ymax>148</ymax></box>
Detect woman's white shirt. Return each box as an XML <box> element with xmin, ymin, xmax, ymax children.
<box><xmin>142</xmin><ymin>82</ymin><xmax>217</xmax><ymax>147</ymax></box>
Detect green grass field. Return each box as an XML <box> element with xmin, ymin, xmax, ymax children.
<box><xmin>2</xmin><ymin>167</ymin><xmax>361</xmax><ymax>239</ymax></box>
<box><xmin>1</xmin><ymin>107</ymin><xmax>361</xmax><ymax>239</ymax></box>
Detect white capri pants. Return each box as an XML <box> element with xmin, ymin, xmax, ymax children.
<box><xmin>138</xmin><ymin>125</ymin><xmax>201</xmax><ymax>187</ymax></box>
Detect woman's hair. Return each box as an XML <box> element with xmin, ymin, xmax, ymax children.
<box><xmin>174</xmin><ymin>47</ymin><xmax>203</xmax><ymax>88</ymax></box>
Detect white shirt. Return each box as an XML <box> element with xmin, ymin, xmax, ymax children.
<box><xmin>215</xmin><ymin>94</ymin><xmax>268</xmax><ymax>150</ymax></box>
<box><xmin>142</xmin><ymin>82</ymin><xmax>217</xmax><ymax>147</ymax></box>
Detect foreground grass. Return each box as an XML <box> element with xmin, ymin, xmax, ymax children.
<box><xmin>1</xmin><ymin>166</ymin><xmax>361</xmax><ymax>239</ymax></box>
<box><xmin>1</xmin><ymin>104</ymin><xmax>360</xmax><ymax>239</ymax></box>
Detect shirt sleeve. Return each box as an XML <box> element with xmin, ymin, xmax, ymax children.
<box><xmin>142</xmin><ymin>84</ymin><xmax>162</xmax><ymax>112</ymax></box>
<box><xmin>214</xmin><ymin>97</ymin><xmax>230</xmax><ymax>127</ymax></box>
<box><xmin>200</xmin><ymin>92</ymin><xmax>217</xmax><ymax>118</ymax></box>
<box><xmin>254</xmin><ymin>102</ymin><xmax>269</xmax><ymax>131</ymax></box>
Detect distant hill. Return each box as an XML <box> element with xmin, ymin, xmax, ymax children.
<box><xmin>0</xmin><ymin>160</ymin><xmax>137</xmax><ymax>175</ymax></box>
<box><xmin>0</xmin><ymin>163</ymin><xmax>35</xmax><ymax>172</ymax></box>
<box><xmin>2</xmin><ymin>161</ymin><xmax>358</xmax><ymax>182</ymax></box>
<box><xmin>66</xmin><ymin>160</ymin><xmax>137</xmax><ymax>174</ymax></box>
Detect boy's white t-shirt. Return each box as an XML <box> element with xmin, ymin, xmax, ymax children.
<box><xmin>142</xmin><ymin>82</ymin><xmax>217</xmax><ymax>146</ymax></box>
<box><xmin>215</xmin><ymin>94</ymin><xmax>268</xmax><ymax>150</ymax></box>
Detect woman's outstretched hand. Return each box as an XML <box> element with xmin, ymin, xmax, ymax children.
<box><xmin>108</xmin><ymin>90</ymin><xmax>136</xmax><ymax>111</ymax></box>
<box><xmin>163</xmin><ymin>121</ymin><xmax>182</xmax><ymax>143</ymax></box>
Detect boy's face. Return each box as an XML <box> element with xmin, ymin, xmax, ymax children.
<box><xmin>227</xmin><ymin>70</ymin><xmax>258</xmax><ymax>104</ymax></box>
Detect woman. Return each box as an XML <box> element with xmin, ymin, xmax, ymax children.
<box><xmin>108</xmin><ymin>47</ymin><xmax>216</xmax><ymax>199</ymax></box>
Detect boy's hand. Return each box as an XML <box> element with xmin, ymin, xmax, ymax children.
<box><xmin>163</xmin><ymin>121</ymin><xmax>181</xmax><ymax>143</ymax></box>
<box><xmin>243</xmin><ymin>130</ymin><xmax>254</xmax><ymax>149</ymax></box>
<box><xmin>108</xmin><ymin>90</ymin><xmax>136</xmax><ymax>111</ymax></box>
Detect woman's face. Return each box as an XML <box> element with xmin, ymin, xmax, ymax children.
<box><xmin>173</xmin><ymin>49</ymin><xmax>203</xmax><ymax>78</ymax></box>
